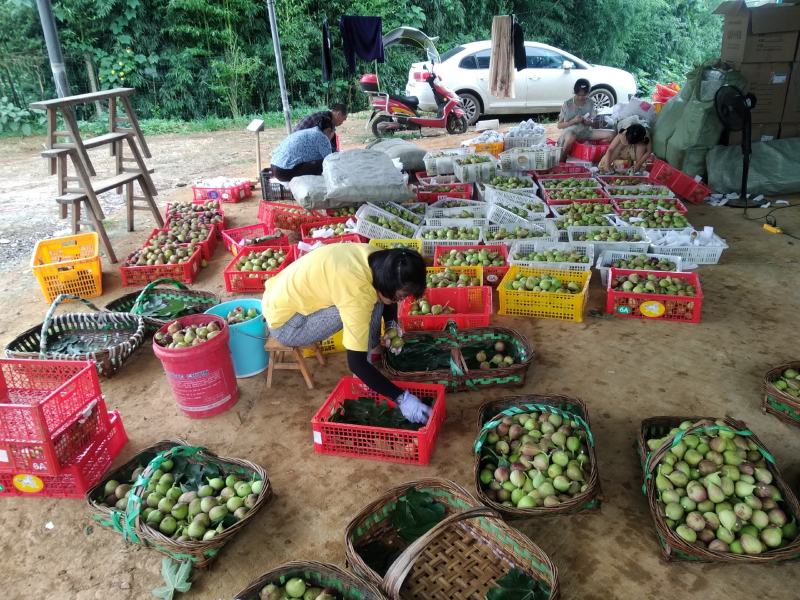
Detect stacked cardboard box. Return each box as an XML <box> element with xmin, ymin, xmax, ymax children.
<box><xmin>716</xmin><ymin>0</ymin><xmax>800</xmax><ymax>141</ymax></box>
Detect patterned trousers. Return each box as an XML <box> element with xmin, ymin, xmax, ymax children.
<box><xmin>268</xmin><ymin>302</ymin><xmax>384</xmax><ymax>350</ymax></box>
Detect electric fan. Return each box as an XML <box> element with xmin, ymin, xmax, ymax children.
<box><xmin>714</xmin><ymin>85</ymin><xmax>766</xmax><ymax>209</ymax></box>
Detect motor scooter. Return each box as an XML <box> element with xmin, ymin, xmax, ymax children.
<box><xmin>361</xmin><ymin>27</ymin><xmax>468</xmax><ymax>138</ymax></box>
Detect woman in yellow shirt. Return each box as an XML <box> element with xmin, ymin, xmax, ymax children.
<box><xmin>262</xmin><ymin>244</ymin><xmax>431</xmax><ymax>423</ymax></box>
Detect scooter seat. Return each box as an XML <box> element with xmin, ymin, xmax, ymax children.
<box><xmin>390</xmin><ymin>93</ymin><xmax>420</xmax><ymax>108</ymax></box>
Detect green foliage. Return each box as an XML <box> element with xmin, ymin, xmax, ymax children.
<box><xmin>0</xmin><ymin>96</ymin><xmax>36</xmax><ymax>135</ymax></box>
<box><xmin>0</xmin><ymin>0</ymin><xmax>722</xmax><ymax>125</ymax></box>
<box><xmin>485</xmin><ymin>569</ymin><xmax>549</xmax><ymax>600</ymax></box>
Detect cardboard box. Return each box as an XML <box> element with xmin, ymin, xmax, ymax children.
<box><xmin>780</xmin><ymin>122</ymin><xmax>800</xmax><ymax>138</ymax></box>
<box><xmin>783</xmin><ymin>62</ymin><xmax>800</xmax><ymax>122</ymax></box>
<box><xmin>716</xmin><ymin>1</ymin><xmax>800</xmax><ymax>65</ymax></box>
<box><xmin>728</xmin><ymin>123</ymin><xmax>780</xmax><ymax>145</ymax></box>
<box><xmin>739</xmin><ymin>62</ymin><xmax>792</xmax><ymax>123</ymax></box>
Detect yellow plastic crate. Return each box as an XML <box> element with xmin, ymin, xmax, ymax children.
<box><xmin>368</xmin><ymin>238</ymin><xmax>423</xmax><ymax>253</ymax></box>
<box><xmin>469</xmin><ymin>141</ymin><xmax>504</xmax><ymax>157</ymax></box>
<box><xmin>31</xmin><ymin>232</ymin><xmax>102</xmax><ymax>303</ymax></box>
<box><xmin>498</xmin><ymin>266</ymin><xmax>590</xmax><ymax>322</ymax></box>
<box><xmin>426</xmin><ymin>265</ymin><xmax>484</xmax><ymax>287</ymax></box>
<box><xmin>302</xmin><ymin>329</ymin><xmax>346</xmax><ymax>358</ymax></box>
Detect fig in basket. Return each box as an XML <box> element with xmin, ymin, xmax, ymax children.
<box><xmin>506</xmin><ymin>273</ymin><xmax>581</xmax><ymax>294</ymax></box>
<box><xmin>328</xmin><ymin>206</ymin><xmax>357</xmax><ymax>217</ymax></box>
<box><xmin>547</xmin><ymin>188</ymin><xmax>603</xmax><ymax>200</ymax></box>
<box><xmin>489</xmin><ymin>175</ymin><xmax>531</xmax><ymax>190</ymax></box>
<box><xmin>155</xmin><ymin>320</ymin><xmax>222</xmax><ymax>349</ymax></box>
<box><xmin>611</xmin><ymin>254</ymin><xmax>677</xmax><ymax>271</ymax></box>
<box><xmin>514</xmin><ymin>249</ymin><xmax>589</xmax><ymax>264</ymax></box>
<box><xmin>555</xmin><ymin>213</ymin><xmax>608</xmax><ymax>229</ymax></box>
<box><xmin>236</xmin><ymin>248</ymin><xmax>288</xmax><ymax>271</ymax></box>
<box><xmin>617</xmin><ymin>198</ymin><xmax>680</xmax><ymax>211</ymax></box>
<box><xmin>260</xmin><ymin>579</ymin><xmax>337</xmax><ymax>600</ymax></box>
<box><xmin>427</xmin><ymin>268</ymin><xmax>481</xmax><ymax>288</ymax></box>
<box><xmin>484</xmin><ymin>226</ymin><xmax>546</xmax><ymax>241</ymax></box>
<box><xmin>421</xmin><ymin>226</ymin><xmax>481</xmax><ymax>240</ymax></box>
<box><xmin>437</xmin><ymin>248</ymin><xmax>505</xmax><ymax>268</ymax></box>
<box><xmin>543</xmin><ymin>177</ymin><xmax>592</xmax><ymax>189</ymax></box>
<box><xmin>771</xmin><ymin>368</ymin><xmax>800</xmax><ymax>398</ymax></box>
<box><xmin>573</xmin><ymin>227</ymin><xmax>643</xmax><ymax>242</ymax></box>
<box><xmin>647</xmin><ymin>419</ymin><xmax>799</xmax><ymax>554</ymax></box>
<box><xmin>309</xmin><ymin>222</ymin><xmax>348</xmax><ymax>237</ymax></box>
<box><xmin>456</xmin><ymin>154</ymin><xmax>492</xmax><ymax>165</ymax></box>
<box><xmin>364</xmin><ymin>215</ymin><xmax>415</xmax><ymax>237</ymax></box>
<box><xmin>165</xmin><ymin>220</ymin><xmax>214</xmax><ymax>243</ymax></box>
<box><xmin>226</xmin><ymin>306</ymin><xmax>260</xmax><ymax>325</ymax></box>
<box><xmin>409</xmin><ymin>299</ymin><xmax>455</xmax><ymax>316</ymax></box>
<box><xmin>478</xmin><ymin>409</ymin><xmax>591</xmax><ymax>509</ymax></box>
<box><xmin>96</xmin><ymin>455</ymin><xmax>266</xmax><ymax>541</ymax></box>
<box><xmin>125</xmin><ymin>242</ymin><xmax>198</xmax><ymax>267</ymax></box>
<box><xmin>467</xmin><ymin>341</ymin><xmax>516</xmax><ymax>370</ymax></box>
<box><xmin>610</xmin><ymin>273</ymin><xmax>696</xmax><ymax>296</ymax></box>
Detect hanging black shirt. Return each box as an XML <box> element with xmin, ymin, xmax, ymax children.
<box><xmin>339</xmin><ymin>16</ymin><xmax>384</xmax><ymax>73</ymax></box>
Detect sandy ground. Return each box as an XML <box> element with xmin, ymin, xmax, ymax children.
<box><xmin>1</xmin><ymin>116</ymin><xmax>800</xmax><ymax>600</ymax></box>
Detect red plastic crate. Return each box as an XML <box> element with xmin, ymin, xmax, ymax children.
<box><xmin>221</xmin><ymin>223</ymin><xmax>289</xmax><ymax>255</ymax></box>
<box><xmin>192</xmin><ymin>181</ymin><xmax>252</xmax><ymax>203</ymax></box>
<box><xmin>0</xmin><ymin>410</ymin><xmax>126</xmax><ymax>499</ymax></box>
<box><xmin>0</xmin><ymin>359</ymin><xmax>102</xmax><ymax>443</ymax></box>
<box><xmin>570</xmin><ymin>140</ymin><xmax>610</xmax><ymax>163</ymax></box>
<box><xmin>119</xmin><ymin>243</ymin><xmax>202</xmax><ymax>287</ymax></box>
<box><xmin>433</xmin><ymin>244</ymin><xmax>509</xmax><ymax>286</ymax></box>
<box><xmin>544</xmin><ymin>187</ymin><xmax>611</xmax><ymax>205</ymax></box>
<box><xmin>300</xmin><ymin>216</ymin><xmax>353</xmax><ymax>241</ymax></box>
<box><xmin>223</xmin><ymin>245</ymin><xmax>296</xmax><ymax>293</ymax></box>
<box><xmin>611</xmin><ymin>197</ymin><xmax>688</xmax><ymax>215</ymax></box>
<box><xmin>164</xmin><ymin>202</ymin><xmax>225</xmax><ymax>232</ymax></box>
<box><xmin>606</xmin><ymin>268</ymin><xmax>703</xmax><ymax>323</ymax></box>
<box><xmin>597</xmin><ymin>175</ymin><xmax>654</xmax><ymax>187</ymax></box>
<box><xmin>415</xmin><ymin>182</ymin><xmax>474</xmax><ymax>203</ymax></box>
<box><xmin>146</xmin><ymin>226</ymin><xmax>217</xmax><ymax>262</ymax></box>
<box><xmin>531</xmin><ymin>163</ymin><xmax>591</xmax><ymax>180</ymax></box>
<box><xmin>399</xmin><ymin>286</ymin><xmax>493</xmax><ymax>331</ymax></box>
<box><xmin>311</xmin><ymin>376</ymin><xmax>446</xmax><ymax>464</ymax></box>
<box><xmin>0</xmin><ymin>396</ymin><xmax>111</xmax><ymax>476</ymax></box>
<box><xmin>670</xmin><ymin>173</ymin><xmax>712</xmax><ymax>205</ymax></box>
<box><xmin>257</xmin><ymin>201</ymin><xmax>325</xmax><ymax>232</ymax></box>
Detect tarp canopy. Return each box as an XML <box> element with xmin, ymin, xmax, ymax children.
<box><xmin>382</xmin><ymin>27</ymin><xmax>440</xmax><ymax>63</ymax></box>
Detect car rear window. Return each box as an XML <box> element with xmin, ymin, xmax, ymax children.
<box><xmin>460</xmin><ymin>49</ymin><xmax>490</xmax><ymax>70</ymax></box>
<box><xmin>441</xmin><ymin>45</ymin><xmax>465</xmax><ymax>62</ymax></box>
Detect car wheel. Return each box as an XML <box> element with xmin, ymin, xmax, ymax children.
<box><xmin>457</xmin><ymin>92</ymin><xmax>481</xmax><ymax>126</ymax></box>
<box><xmin>589</xmin><ymin>87</ymin><xmax>615</xmax><ymax>111</ymax></box>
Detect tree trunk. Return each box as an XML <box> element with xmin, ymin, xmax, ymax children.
<box><xmin>83</xmin><ymin>53</ymin><xmax>103</xmax><ymax>118</ymax></box>
<box><xmin>3</xmin><ymin>67</ymin><xmax>22</xmax><ymax>107</ymax></box>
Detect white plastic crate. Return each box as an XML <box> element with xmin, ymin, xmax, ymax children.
<box><xmin>354</xmin><ymin>204</ymin><xmax>417</xmax><ymax>240</ymax></box>
<box><xmin>567</xmin><ymin>225</ymin><xmax>650</xmax><ymax>253</ymax></box>
<box><xmin>646</xmin><ymin>228</ymin><xmax>728</xmax><ymax>265</ymax></box>
<box><xmin>453</xmin><ymin>154</ymin><xmax>499</xmax><ymax>183</ymax></box>
<box><xmin>487</xmin><ymin>203</ymin><xmax>533</xmax><ymax>228</ymax></box>
<box><xmin>423</xmin><ymin>147</ymin><xmax>472</xmax><ymax>176</ymax></box>
<box><xmin>372</xmin><ymin>201</ymin><xmax>425</xmax><ymax>226</ymax></box>
<box><xmin>426</xmin><ymin>203</ymin><xmax>488</xmax><ymax>221</ymax></box>
<box><xmin>498</xmin><ymin>145</ymin><xmax>552</xmax><ymax>170</ymax></box>
<box><xmin>399</xmin><ymin>201</ymin><xmax>430</xmax><ymax>219</ymax></box>
<box><xmin>424</xmin><ymin>216</ymin><xmax>488</xmax><ymax>228</ymax></box>
<box><xmin>605</xmin><ymin>184</ymin><xmax>675</xmax><ymax>198</ymax></box>
<box><xmin>429</xmin><ymin>198</ymin><xmax>484</xmax><ymax>210</ymax></box>
<box><xmin>550</xmin><ymin>202</ymin><xmax>615</xmax><ymax>217</ymax></box>
<box><xmin>595</xmin><ymin>250</ymin><xmax>684</xmax><ymax>287</ymax></box>
<box><xmin>415</xmin><ymin>225</ymin><xmax>482</xmax><ymax>257</ymax></box>
<box><xmin>481</xmin><ymin>222</ymin><xmax>558</xmax><ymax>245</ymax></box>
<box><xmin>492</xmin><ymin>192</ymin><xmax>550</xmax><ymax>218</ymax></box>
<box><xmin>509</xmin><ymin>241</ymin><xmax>594</xmax><ymax>272</ymax></box>
<box><xmin>503</xmin><ymin>134</ymin><xmax>547</xmax><ymax>150</ymax></box>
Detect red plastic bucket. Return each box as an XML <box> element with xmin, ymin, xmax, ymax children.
<box><xmin>152</xmin><ymin>314</ymin><xmax>239</xmax><ymax>419</ymax></box>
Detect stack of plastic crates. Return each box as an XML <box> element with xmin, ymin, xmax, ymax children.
<box><xmin>0</xmin><ymin>359</ymin><xmax>127</xmax><ymax>498</ymax></box>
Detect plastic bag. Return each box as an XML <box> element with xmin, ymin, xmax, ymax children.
<box><xmin>323</xmin><ymin>149</ymin><xmax>414</xmax><ymax>205</ymax></box>
<box><xmin>612</xmin><ymin>98</ymin><xmax>657</xmax><ymax>128</ymax></box>
<box><xmin>367</xmin><ymin>139</ymin><xmax>427</xmax><ymax>173</ymax></box>
<box><xmin>288</xmin><ymin>175</ymin><xmax>329</xmax><ymax>209</ymax></box>
<box><xmin>707</xmin><ymin>138</ymin><xmax>800</xmax><ymax>195</ymax></box>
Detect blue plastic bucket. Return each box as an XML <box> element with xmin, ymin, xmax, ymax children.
<box><xmin>204</xmin><ymin>299</ymin><xmax>268</xmax><ymax>378</ymax></box>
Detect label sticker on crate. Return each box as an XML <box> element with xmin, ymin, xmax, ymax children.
<box><xmin>640</xmin><ymin>301</ymin><xmax>666</xmax><ymax>318</ymax></box>
<box><xmin>13</xmin><ymin>474</ymin><xmax>43</xmax><ymax>493</ymax></box>
<box><xmin>616</xmin><ymin>305</ymin><xmax>632</xmax><ymax>315</ymax></box>
<box><xmin>313</xmin><ymin>430</ymin><xmax>322</xmax><ymax>445</ymax></box>
<box><xmin>0</xmin><ymin>450</ymin><xmax>7</xmax><ymax>463</ymax></box>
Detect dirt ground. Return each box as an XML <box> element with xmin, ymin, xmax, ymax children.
<box><xmin>1</xmin><ymin>116</ymin><xmax>800</xmax><ymax>600</ymax></box>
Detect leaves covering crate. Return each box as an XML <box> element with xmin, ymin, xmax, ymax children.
<box><xmin>223</xmin><ymin>245</ymin><xmax>296</xmax><ymax>293</ymax></box>
<box><xmin>0</xmin><ymin>410</ymin><xmax>126</xmax><ymax>499</ymax></box>
<box><xmin>606</xmin><ymin>268</ymin><xmax>703</xmax><ymax>323</ymax></box>
<box><xmin>345</xmin><ymin>478</ymin><xmax>559</xmax><ymax>599</ymax></box>
<box><xmin>311</xmin><ymin>376</ymin><xmax>447</xmax><ymax>465</ymax></box>
<box><xmin>382</xmin><ymin>323</ymin><xmax>534</xmax><ymax>393</ymax></box>
<box><xmin>637</xmin><ymin>416</ymin><xmax>800</xmax><ymax>562</ymax></box>
<box><xmin>31</xmin><ymin>232</ymin><xmax>102</xmax><ymax>304</ymax></box>
<box><xmin>86</xmin><ymin>440</ymin><xmax>272</xmax><ymax>568</ymax></box>
<box><xmin>473</xmin><ymin>395</ymin><xmax>602</xmax><ymax>518</ymax></box>
<box><xmin>399</xmin><ymin>286</ymin><xmax>492</xmax><ymax>332</ymax></box>
<box><xmin>257</xmin><ymin>201</ymin><xmax>325</xmax><ymax>232</ymax></box>
<box><xmin>762</xmin><ymin>362</ymin><xmax>800</xmax><ymax>427</ymax></box>
<box><xmin>498</xmin><ymin>267</ymin><xmax>591</xmax><ymax>322</ymax></box>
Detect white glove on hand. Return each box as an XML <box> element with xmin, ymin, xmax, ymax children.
<box><xmin>383</xmin><ymin>321</ymin><xmax>404</xmax><ymax>356</ymax></box>
<box><xmin>396</xmin><ymin>390</ymin><xmax>432</xmax><ymax>424</ymax></box>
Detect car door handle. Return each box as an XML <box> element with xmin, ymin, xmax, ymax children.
<box><xmin>528</xmin><ymin>76</ymin><xmax>541</xmax><ymax>81</ymax></box>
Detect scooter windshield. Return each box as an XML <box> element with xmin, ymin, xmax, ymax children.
<box><xmin>382</xmin><ymin>27</ymin><xmax>440</xmax><ymax>64</ymax></box>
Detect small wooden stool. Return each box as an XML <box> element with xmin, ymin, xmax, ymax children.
<box><xmin>265</xmin><ymin>337</ymin><xmax>326</xmax><ymax>389</ymax></box>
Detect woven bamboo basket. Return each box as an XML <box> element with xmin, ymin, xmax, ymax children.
<box><xmin>345</xmin><ymin>478</ymin><xmax>559</xmax><ymax>599</ymax></box>
<box><xmin>638</xmin><ymin>415</ymin><xmax>800</xmax><ymax>562</ymax></box>
<box><xmin>382</xmin><ymin>324</ymin><xmax>534</xmax><ymax>393</ymax></box>
<box><xmin>104</xmin><ymin>278</ymin><xmax>219</xmax><ymax>334</ymax></box>
<box><xmin>233</xmin><ymin>561</ymin><xmax>388</xmax><ymax>600</ymax></box>
<box><xmin>473</xmin><ymin>395</ymin><xmax>602</xmax><ymax>518</ymax></box>
<box><xmin>761</xmin><ymin>362</ymin><xmax>800</xmax><ymax>427</ymax></box>
<box><xmin>5</xmin><ymin>294</ymin><xmax>146</xmax><ymax>377</ymax></box>
<box><xmin>86</xmin><ymin>439</ymin><xmax>272</xmax><ymax>568</ymax></box>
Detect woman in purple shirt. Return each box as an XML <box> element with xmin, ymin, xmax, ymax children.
<box><xmin>271</xmin><ymin>116</ymin><xmax>334</xmax><ymax>181</ymax></box>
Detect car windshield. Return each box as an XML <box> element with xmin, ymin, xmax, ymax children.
<box><xmin>440</xmin><ymin>45</ymin><xmax>464</xmax><ymax>62</ymax></box>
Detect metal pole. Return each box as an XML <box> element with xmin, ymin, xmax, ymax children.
<box><xmin>35</xmin><ymin>0</ymin><xmax>71</xmax><ymax>97</ymax></box>
<box><xmin>266</xmin><ymin>0</ymin><xmax>292</xmax><ymax>133</ymax></box>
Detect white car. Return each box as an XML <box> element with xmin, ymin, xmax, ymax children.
<box><xmin>406</xmin><ymin>40</ymin><xmax>638</xmax><ymax>125</ymax></box>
